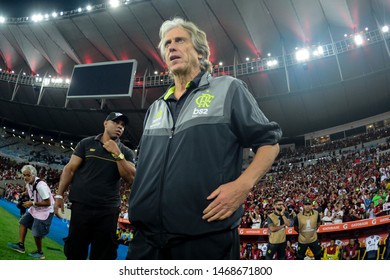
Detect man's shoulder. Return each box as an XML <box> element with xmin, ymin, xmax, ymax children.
<box><xmin>35</xmin><ymin>179</ymin><xmax>49</xmax><ymax>190</ymax></box>
<box><xmin>211</xmin><ymin>75</ymin><xmax>241</xmax><ymax>86</ymax></box>
<box><xmin>81</xmin><ymin>135</ymin><xmax>98</xmax><ymax>142</ymax></box>
<box><xmin>79</xmin><ymin>135</ymin><xmax>100</xmax><ymax>147</ymax></box>
<box><xmin>119</xmin><ymin>143</ymin><xmax>135</xmax><ymax>157</ymax></box>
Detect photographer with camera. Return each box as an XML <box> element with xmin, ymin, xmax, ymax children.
<box><xmin>16</xmin><ymin>191</ymin><xmax>29</xmax><ymax>217</ymax></box>
<box><xmin>293</xmin><ymin>198</ymin><xmax>322</xmax><ymax>260</ymax></box>
<box><xmin>8</xmin><ymin>165</ymin><xmax>54</xmax><ymax>260</ymax></box>
<box><xmin>265</xmin><ymin>198</ymin><xmax>291</xmax><ymax>260</ymax></box>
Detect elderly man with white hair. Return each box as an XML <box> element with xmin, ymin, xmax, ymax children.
<box><xmin>8</xmin><ymin>164</ymin><xmax>54</xmax><ymax>260</ymax></box>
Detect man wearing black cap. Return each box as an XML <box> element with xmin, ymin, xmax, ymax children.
<box><xmin>54</xmin><ymin>112</ymin><xmax>135</xmax><ymax>260</ymax></box>
<box><xmin>293</xmin><ymin>198</ymin><xmax>322</xmax><ymax>260</ymax></box>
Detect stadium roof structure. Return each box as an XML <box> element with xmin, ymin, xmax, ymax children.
<box><xmin>1</xmin><ymin>0</ymin><xmax>390</xmax><ymax>148</ymax></box>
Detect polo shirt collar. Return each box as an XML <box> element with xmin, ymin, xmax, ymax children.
<box><xmin>163</xmin><ymin>71</ymin><xmax>205</xmax><ymax>101</ymax></box>
<box><xmin>94</xmin><ymin>133</ymin><xmax>120</xmax><ymax>143</ymax></box>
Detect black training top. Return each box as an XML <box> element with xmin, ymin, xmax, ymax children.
<box><xmin>68</xmin><ymin>134</ymin><xmax>134</xmax><ymax>208</ymax></box>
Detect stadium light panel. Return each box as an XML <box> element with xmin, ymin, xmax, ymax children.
<box><xmin>109</xmin><ymin>0</ymin><xmax>120</xmax><ymax>8</ymax></box>
<box><xmin>295</xmin><ymin>48</ymin><xmax>310</xmax><ymax>62</ymax></box>
<box><xmin>32</xmin><ymin>14</ymin><xmax>43</xmax><ymax>22</ymax></box>
<box><xmin>354</xmin><ymin>34</ymin><xmax>364</xmax><ymax>46</ymax></box>
<box><xmin>0</xmin><ymin>16</ymin><xmax>6</xmax><ymax>23</ymax></box>
<box><xmin>313</xmin><ymin>46</ymin><xmax>324</xmax><ymax>56</ymax></box>
<box><xmin>382</xmin><ymin>25</ymin><xmax>389</xmax><ymax>33</ymax></box>
<box><xmin>266</xmin><ymin>59</ymin><xmax>278</xmax><ymax>67</ymax></box>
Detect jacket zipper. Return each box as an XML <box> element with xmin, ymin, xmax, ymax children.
<box><xmin>157</xmin><ymin>86</ymin><xmax>206</xmax><ymax>244</ymax></box>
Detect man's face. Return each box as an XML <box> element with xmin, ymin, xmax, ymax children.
<box><xmin>303</xmin><ymin>203</ymin><xmax>312</xmax><ymax>211</ymax></box>
<box><xmin>274</xmin><ymin>202</ymin><xmax>283</xmax><ymax>212</ymax></box>
<box><xmin>22</xmin><ymin>171</ymin><xmax>34</xmax><ymax>184</ymax></box>
<box><xmin>104</xmin><ymin>119</ymin><xmax>125</xmax><ymax>140</ymax></box>
<box><xmin>162</xmin><ymin>27</ymin><xmax>200</xmax><ymax>76</ymax></box>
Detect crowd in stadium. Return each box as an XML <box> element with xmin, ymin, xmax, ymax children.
<box><xmin>1</xmin><ymin>124</ymin><xmax>390</xmax><ymax>258</ymax></box>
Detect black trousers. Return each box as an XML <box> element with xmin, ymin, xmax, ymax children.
<box><xmin>265</xmin><ymin>241</ymin><xmax>287</xmax><ymax>260</ymax></box>
<box><xmin>126</xmin><ymin>228</ymin><xmax>240</xmax><ymax>260</ymax></box>
<box><xmin>296</xmin><ymin>240</ymin><xmax>322</xmax><ymax>260</ymax></box>
<box><xmin>64</xmin><ymin>203</ymin><xmax>119</xmax><ymax>260</ymax></box>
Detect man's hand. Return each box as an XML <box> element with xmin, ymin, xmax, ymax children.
<box><xmin>202</xmin><ymin>180</ymin><xmax>252</xmax><ymax>222</ymax></box>
<box><xmin>54</xmin><ymin>199</ymin><xmax>64</xmax><ymax>218</ymax></box>
<box><xmin>22</xmin><ymin>201</ymin><xmax>33</xmax><ymax>208</ymax></box>
<box><xmin>103</xmin><ymin>139</ymin><xmax>120</xmax><ymax>155</ymax></box>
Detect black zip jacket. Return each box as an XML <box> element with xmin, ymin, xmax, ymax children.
<box><xmin>128</xmin><ymin>72</ymin><xmax>282</xmax><ymax>241</ymax></box>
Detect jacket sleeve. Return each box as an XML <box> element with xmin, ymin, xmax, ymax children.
<box><xmin>229</xmin><ymin>79</ymin><xmax>282</xmax><ymax>150</ymax></box>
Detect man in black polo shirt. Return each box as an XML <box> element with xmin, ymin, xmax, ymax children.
<box><xmin>54</xmin><ymin>112</ymin><xmax>136</xmax><ymax>260</ymax></box>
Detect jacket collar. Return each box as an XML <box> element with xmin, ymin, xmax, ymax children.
<box><xmin>161</xmin><ymin>71</ymin><xmax>210</xmax><ymax>101</ymax></box>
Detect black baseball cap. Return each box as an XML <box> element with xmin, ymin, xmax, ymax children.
<box><xmin>105</xmin><ymin>112</ymin><xmax>129</xmax><ymax>125</ymax></box>
<box><xmin>303</xmin><ymin>198</ymin><xmax>312</xmax><ymax>205</ymax></box>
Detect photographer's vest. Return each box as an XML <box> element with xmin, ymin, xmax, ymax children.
<box><xmin>27</xmin><ymin>178</ymin><xmax>54</xmax><ymax>220</ymax></box>
<box><xmin>297</xmin><ymin>210</ymin><xmax>319</xmax><ymax>244</ymax></box>
<box><xmin>268</xmin><ymin>213</ymin><xmax>286</xmax><ymax>244</ymax></box>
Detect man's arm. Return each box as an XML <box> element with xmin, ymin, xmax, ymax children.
<box><xmin>282</xmin><ymin>213</ymin><xmax>292</xmax><ymax>227</ymax></box>
<box><xmin>114</xmin><ymin>158</ymin><xmax>136</xmax><ymax>184</ymax></box>
<box><xmin>103</xmin><ymin>140</ymin><xmax>136</xmax><ymax>184</ymax></box>
<box><xmin>202</xmin><ymin>144</ymin><xmax>279</xmax><ymax>222</ymax></box>
<box><xmin>23</xmin><ymin>197</ymin><xmax>51</xmax><ymax>208</ymax></box>
<box><xmin>293</xmin><ymin>216</ymin><xmax>300</xmax><ymax>233</ymax></box>
<box><xmin>317</xmin><ymin>212</ymin><xmax>321</xmax><ymax>229</ymax></box>
<box><xmin>54</xmin><ymin>154</ymin><xmax>83</xmax><ymax>217</ymax></box>
<box><xmin>268</xmin><ymin>221</ymin><xmax>286</xmax><ymax>232</ymax></box>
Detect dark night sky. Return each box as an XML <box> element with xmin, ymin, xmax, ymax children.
<box><xmin>0</xmin><ymin>1</ymin><xmax>102</xmax><ymax>18</ymax></box>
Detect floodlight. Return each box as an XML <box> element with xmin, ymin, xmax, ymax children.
<box><xmin>295</xmin><ymin>48</ymin><xmax>310</xmax><ymax>62</ymax></box>
<box><xmin>32</xmin><ymin>14</ymin><xmax>43</xmax><ymax>22</ymax></box>
<box><xmin>266</xmin><ymin>59</ymin><xmax>278</xmax><ymax>67</ymax></box>
<box><xmin>313</xmin><ymin>46</ymin><xmax>324</xmax><ymax>56</ymax></box>
<box><xmin>382</xmin><ymin>25</ymin><xmax>389</xmax><ymax>33</ymax></box>
<box><xmin>109</xmin><ymin>0</ymin><xmax>120</xmax><ymax>8</ymax></box>
<box><xmin>354</xmin><ymin>34</ymin><xmax>363</xmax><ymax>46</ymax></box>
